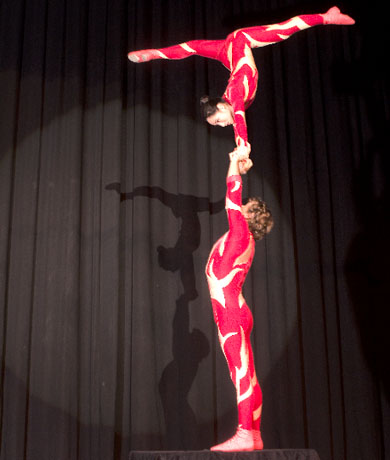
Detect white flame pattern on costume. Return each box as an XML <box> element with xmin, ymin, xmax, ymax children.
<box><xmin>242</xmin><ymin>75</ymin><xmax>250</xmax><ymax>101</ymax></box>
<box><xmin>234</xmin><ymin>111</ymin><xmax>245</xmax><ymax>119</ymax></box>
<box><xmin>219</xmin><ymin>330</ymin><xmax>238</xmax><ymax>348</ymax></box>
<box><xmin>253</xmin><ymin>400</ymin><xmax>262</xmax><ymax>421</ymax></box>
<box><xmin>242</xmin><ymin>31</ymin><xmax>278</xmax><ymax>48</ymax></box>
<box><xmin>180</xmin><ymin>43</ymin><xmax>197</xmax><ymax>53</ymax></box>
<box><xmin>218</xmin><ymin>233</ymin><xmax>228</xmax><ymax>257</ymax></box>
<box><xmin>157</xmin><ymin>51</ymin><xmax>169</xmax><ymax>59</ymax></box>
<box><xmin>235</xmin><ymin>326</ymin><xmax>253</xmax><ymax>404</ymax></box>
<box><xmin>227</xmin><ymin>42</ymin><xmax>233</xmax><ymax>70</ymax></box>
<box><xmin>226</xmin><ymin>196</ymin><xmax>242</xmax><ymax>212</ymax></box>
<box><xmin>207</xmin><ymin>259</ymin><xmax>244</xmax><ymax>309</ymax></box>
<box><xmin>238</xmin><ymin>294</ymin><xmax>245</xmax><ymax>309</ymax></box>
<box><xmin>218</xmin><ymin>329</ymin><xmax>238</xmax><ymax>365</ymax></box>
<box><xmin>265</xmin><ymin>16</ymin><xmax>311</xmax><ymax>31</ymax></box>
<box><xmin>236</xmin><ymin>136</ymin><xmax>245</xmax><ymax>147</ymax></box>
<box><xmin>231</xmin><ymin>43</ymin><xmax>257</xmax><ymax>77</ymax></box>
<box><xmin>233</xmin><ymin>238</ymin><xmax>252</xmax><ymax>268</ymax></box>
<box><xmin>231</xmin><ymin>180</ymin><xmax>241</xmax><ymax>193</ymax></box>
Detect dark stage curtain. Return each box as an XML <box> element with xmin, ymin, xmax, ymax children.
<box><xmin>0</xmin><ymin>1</ymin><xmax>389</xmax><ymax>459</ymax></box>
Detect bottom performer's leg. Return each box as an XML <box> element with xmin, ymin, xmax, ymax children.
<box><xmin>210</xmin><ymin>299</ymin><xmax>260</xmax><ymax>451</ymax></box>
<box><xmin>248</xmin><ymin>346</ymin><xmax>263</xmax><ymax>450</ymax></box>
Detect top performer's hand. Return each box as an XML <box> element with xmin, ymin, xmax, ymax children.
<box><xmin>238</xmin><ymin>158</ymin><xmax>253</xmax><ymax>174</ymax></box>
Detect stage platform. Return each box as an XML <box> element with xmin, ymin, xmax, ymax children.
<box><xmin>129</xmin><ymin>449</ymin><xmax>321</xmax><ymax>460</ymax></box>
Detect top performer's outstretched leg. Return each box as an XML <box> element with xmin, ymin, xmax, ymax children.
<box><xmin>128</xmin><ymin>39</ymin><xmax>225</xmax><ymax>63</ymax></box>
<box><xmin>232</xmin><ymin>6</ymin><xmax>354</xmax><ymax>51</ymax></box>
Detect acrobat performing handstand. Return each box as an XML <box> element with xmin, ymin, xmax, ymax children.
<box><xmin>204</xmin><ymin>151</ymin><xmax>273</xmax><ymax>451</ymax></box>
<box><xmin>128</xmin><ymin>6</ymin><xmax>354</xmax><ymax>156</ymax></box>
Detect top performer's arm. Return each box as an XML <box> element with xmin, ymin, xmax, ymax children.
<box><xmin>225</xmin><ymin>150</ymin><xmax>253</xmax><ymax>230</ymax></box>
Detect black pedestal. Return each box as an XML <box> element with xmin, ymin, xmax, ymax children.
<box><xmin>129</xmin><ymin>449</ymin><xmax>321</xmax><ymax>460</ymax></box>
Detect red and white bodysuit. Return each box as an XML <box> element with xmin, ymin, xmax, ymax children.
<box><xmin>128</xmin><ymin>7</ymin><xmax>354</xmax><ymax>149</ymax></box>
<box><xmin>205</xmin><ymin>173</ymin><xmax>261</xmax><ymax>449</ymax></box>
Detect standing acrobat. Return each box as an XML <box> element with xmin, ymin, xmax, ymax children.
<box><xmin>128</xmin><ymin>6</ymin><xmax>354</xmax><ymax>155</ymax></box>
<box><xmin>205</xmin><ymin>152</ymin><xmax>273</xmax><ymax>451</ymax></box>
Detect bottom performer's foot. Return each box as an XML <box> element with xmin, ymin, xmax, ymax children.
<box><xmin>322</xmin><ymin>6</ymin><xmax>355</xmax><ymax>25</ymax></box>
<box><xmin>210</xmin><ymin>428</ymin><xmax>254</xmax><ymax>452</ymax></box>
<box><xmin>252</xmin><ymin>430</ymin><xmax>264</xmax><ymax>450</ymax></box>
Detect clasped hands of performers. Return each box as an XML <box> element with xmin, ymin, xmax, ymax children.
<box><xmin>229</xmin><ymin>146</ymin><xmax>253</xmax><ymax>175</ymax></box>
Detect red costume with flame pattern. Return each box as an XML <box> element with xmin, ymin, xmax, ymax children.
<box><xmin>205</xmin><ymin>173</ymin><xmax>261</xmax><ymax>451</ymax></box>
<box><xmin>128</xmin><ymin>7</ymin><xmax>354</xmax><ymax>150</ymax></box>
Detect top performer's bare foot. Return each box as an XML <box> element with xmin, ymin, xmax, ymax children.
<box><xmin>239</xmin><ymin>158</ymin><xmax>253</xmax><ymax>175</ymax></box>
<box><xmin>322</xmin><ymin>6</ymin><xmax>355</xmax><ymax>25</ymax></box>
<box><xmin>128</xmin><ymin>49</ymin><xmax>165</xmax><ymax>62</ymax></box>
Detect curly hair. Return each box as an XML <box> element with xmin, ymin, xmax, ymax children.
<box><xmin>199</xmin><ymin>95</ymin><xmax>225</xmax><ymax>119</ymax></box>
<box><xmin>245</xmin><ymin>197</ymin><xmax>274</xmax><ymax>240</ymax></box>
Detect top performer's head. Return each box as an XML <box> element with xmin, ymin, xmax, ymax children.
<box><xmin>200</xmin><ymin>96</ymin><xmax>234</xmax><ymax>128</ymax></box>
